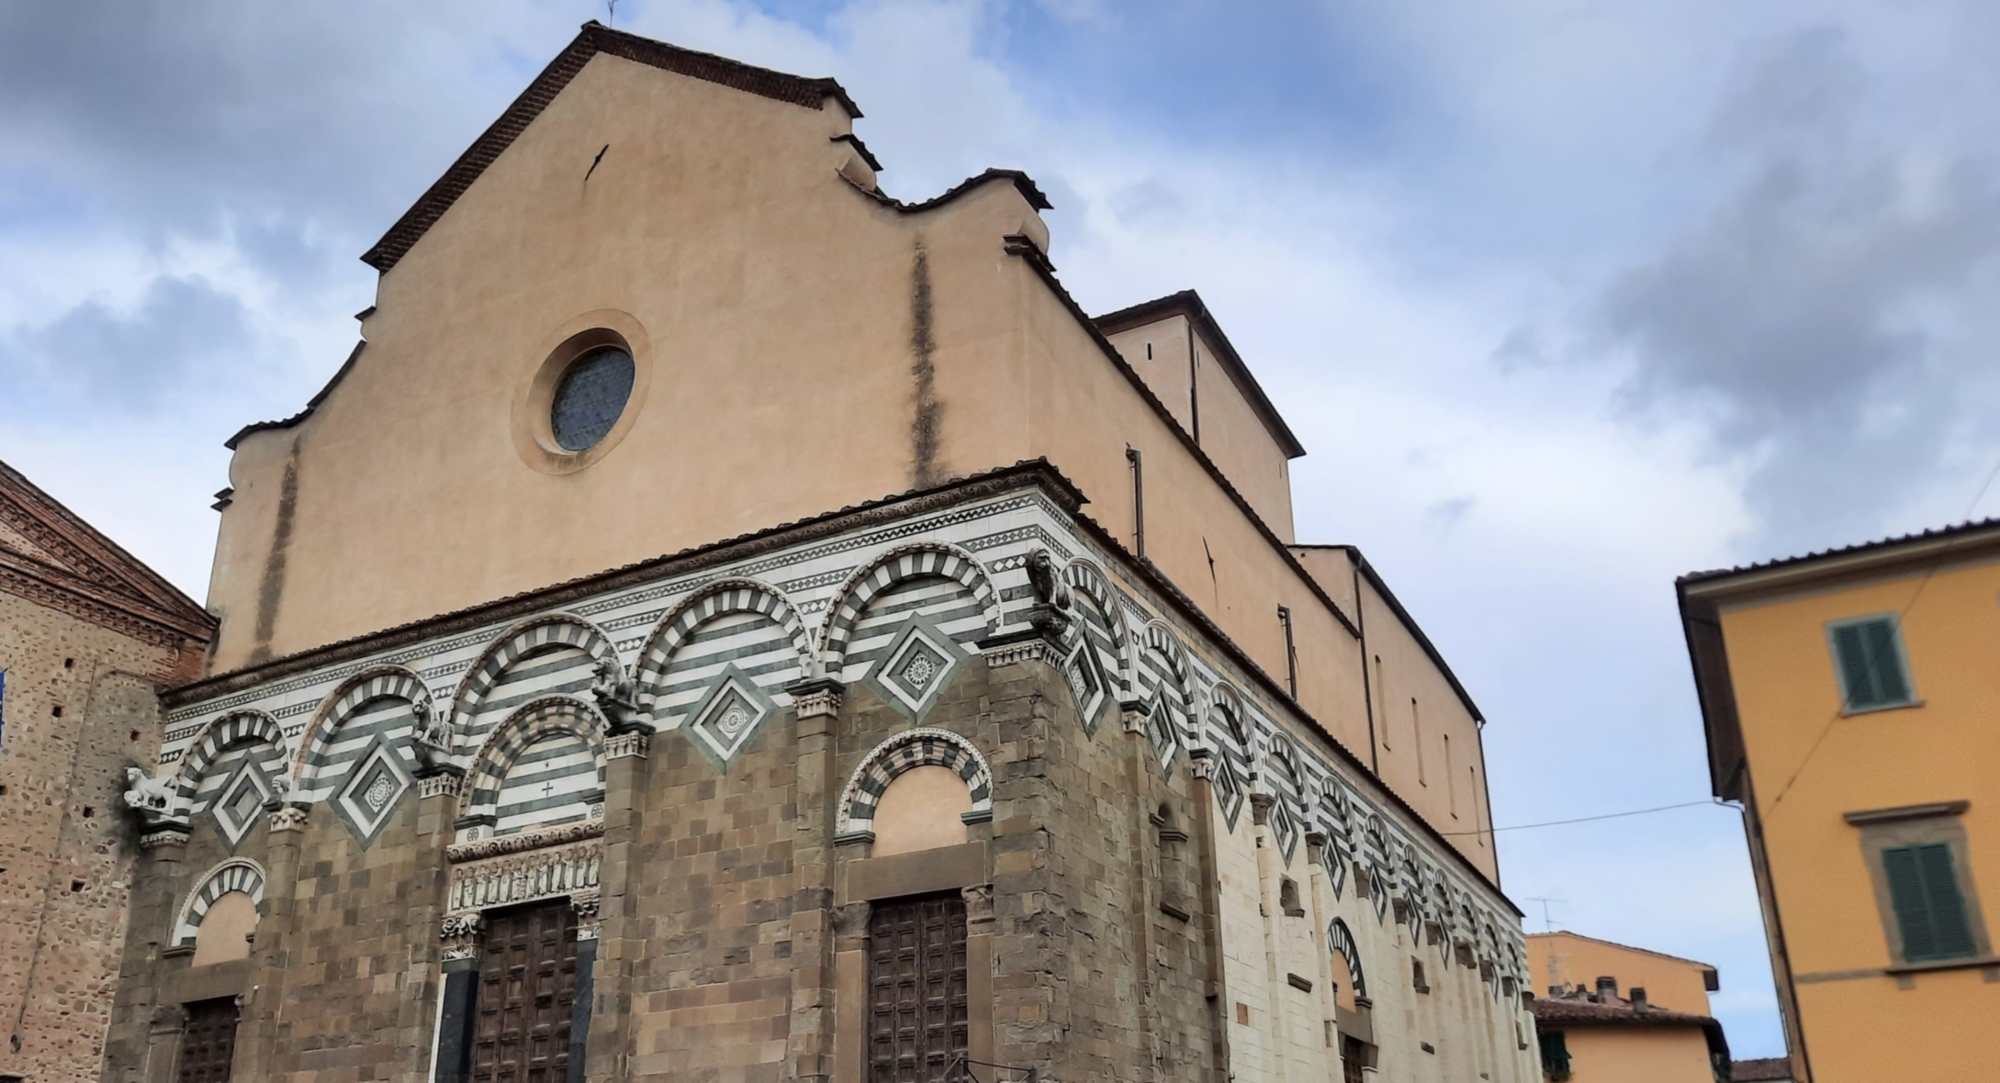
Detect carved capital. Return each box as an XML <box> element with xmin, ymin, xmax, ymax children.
<box><xmin>1119</xmin><ymin>699</ymin><xmax>1151</xmax><ymax>736</ymax></box>
<box><xmin>605</xmin><ymin>729</ymin><xmax>651</xmax><ymax>760</ymax></box>
<box><xmin>1187</xmin><ymin>747</ymin><xmax>1216</xmax><ymax>781</ymax></box>
<box><xmin>1249</xmin><ymin>792</ymin><xmax>1276</xmax><ymax>826</ymax></box>
<box><xmin>418</xmin><ymin>771</ymin><xmax>464</xmax><ymax>800</ymax></box>
<box><xmin>961</xmin><ymin>883</ymin><xmax>996</xmax><ymax>926</ymax></box>
<box><xmin>785</xmin><ymin>675</ymin><xmax>844</xmax><ymax>722</ymax></box>
<box><xmin>833</xmin><ymin>901</ymin><xmax>873</xmax><ymax>943</ymax></box>
<box><xmin>139</xmin><ymin>824</ymin><xmax>191</xmax><ymax>850</ymax></box>
<box><xmin>441</xmin><ymin>912</ymin><xmax>482</xmax><ymax>961</ymax></box>
<box><xmin>1305</xmin><ymin>831</ymin><xmax>1328</xmax><ymax>865</ymax></box>
<box><xmin>267</xmin><ymin>804</ymin><xmax>311</xmax><ymax>833</ymax></box>
<box><xmin>981</xmin><ymin>634</ymin><xmax>1063</xmax><ymax>669</ymax></box>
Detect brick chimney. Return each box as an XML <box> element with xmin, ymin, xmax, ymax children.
<box><xmin>1630</xmin><ymin>987</ymin><xmax>1649</xmax><ymax>1015</ymax></box>
<box><xmin>1595</xmin><ymin>975</ymin><xmax>1617</xmax><ymax>1001</ymax></box>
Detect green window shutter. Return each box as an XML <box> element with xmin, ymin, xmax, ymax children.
<box><xmin>1538</xmin><ymin>1030</ymin><xmax>1571</xmax><ymax>1081</ymax></box>
<box><xmin>1833</xmin><ymin>617</ymin><xmax>1909</xmax><ymax>709</ymax></box>
<box><xmin>1862</xmin><ymin>619</ymin><xmax>1911</xmax><ymax>704</ymax></box>
<box><xmin>1885</xmin><ymin>844</ymin><xmax>1977</xmax><ymax>962</ymax></box>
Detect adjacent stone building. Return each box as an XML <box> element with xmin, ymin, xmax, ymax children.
<box><xmin>103</xmin><ymin>23</ymin><xmax>1541</xmax><ymax>1083</ymax></box>
<box><xmin>0</xmin><ymin>461</ymin><xmax>214</xmax><ymax>1082</ymax></box>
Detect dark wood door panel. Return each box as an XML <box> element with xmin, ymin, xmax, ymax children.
<box><xmin>868</xmin><ymin>892</ymin><xmax>968</xmax><ymax>1083</ymax></box>
<box><xmin>177</xmin><ymin>997</ymin><xmax>240</xmax><ymax>1083</ymax></box>
<box><xmin>473</xmin><ymin>900</ymin><xmax>578</xmax><ymax>1083</ymax></box>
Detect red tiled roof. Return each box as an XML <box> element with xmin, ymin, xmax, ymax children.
<box><xmin>1528</xmin><ymin>994</ymin><xmax>1712</xmax><ymax>1029</ymax></box>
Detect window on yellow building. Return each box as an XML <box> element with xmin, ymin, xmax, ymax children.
<box><xmin>1538</xmin><ymin>1030</ymin><xmax>1571</xmax><ymax>1081</ymax></box>
<box><xmin>1884</xmin><ymin>843</ymin><xmax>1978</xmax><ymax>962</ymax></box>
<box><xmin>1826</xmin><ymin>614</ymin><xmax>1916</xmax><ymax>712</ymax></box>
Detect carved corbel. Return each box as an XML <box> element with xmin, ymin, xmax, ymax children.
<box><xmin>440</xmin><ymin>912</ymin><xmax>483</xmax><ymax>962</ymax></box>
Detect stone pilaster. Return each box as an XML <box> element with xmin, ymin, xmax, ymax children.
<box><xmin>1185</xmin><ymin>751</ymin><xmax>1234</xmax><ymax>1083</ymax></box>
<box><xmin>786</xmin><ymin>675</ymin><xmax>843</xmax><ymax>1083</ymax></box>
<box><xmin>232</xmin><ymin>804</ymin><xmax>307</xmax><ymax>1082</ymax></box>
<box><xmin>584</xmin><ymin>722</ymin><xmax>652</xmax><ymax>1083</ymax></box>
<box><xmin>400</xmin><ymin>769</ymin><xmax>463</xmax><ymax>1083</ymax></box>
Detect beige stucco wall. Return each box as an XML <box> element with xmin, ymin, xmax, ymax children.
<box><xmin>206</xmin><ymin>46</ymin><xmax>1493</xmax><ymax>873</ymax></box>
<box><xmin>1557</xmin><ymin>1025</ymin><xmax>1717</xmax><ymax>1083</ymax></box>
<box><xmin>1099</xmin><ymin>316</ymin><xmax>1296</xmax><ymax>533</ymax></box>
<box><xmin>1526</xmin><ymin>932</ymin><xmax>1714</xmax><ymax>1016</ymax></box>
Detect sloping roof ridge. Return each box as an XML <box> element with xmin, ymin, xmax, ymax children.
<box><xmin>360</xmin><ymin>21</ymin><xmax>859</xmax><ymax>273</ymax></box>
<box><xmin>224</xmin><ymin>340</ymin><xmax>366</xmax><ymax>450</ymax></box>
<box><xmin>1679</xmin><ymin>516</ymin><xmax>2000</xmax><ymax>586</ymax></box>
<box><xmin>1527</xmin><ymin>994</ymin><xmax>1715</xmax><ymax>1028</ymax></box>
<box><xmin>1732</xmin><ymin>1056</ymin><xmax>1796</xmax><ymax>1081</ymax></box>
<box><xmin>846</xmin><ymin>167</ymin><xmax>1052</xmax><ymax>214</ymax></box>
<box><xmin>1092</xmin><ymin>288</ymin><xmax>1307</xmax><ymax>459</ymax></box>
<box><xmin>1527</xmin><ymin>929</ymin><xmax>1716</xmax><ymax>970</ymax></box>
<box><xmin>0</xmin><ymin>458</ymin><xmax>214</xmax><ymax>635</ymax></box>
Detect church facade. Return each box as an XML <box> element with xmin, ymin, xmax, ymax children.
<box><xmin>101</xmin><ymin>23</ymin><xmax>1539</xmax><ymax>1083</ymax></box>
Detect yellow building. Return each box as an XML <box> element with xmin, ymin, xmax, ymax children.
<box><xmin>1679</xmin><ymin>522</ymin><xmax>2000</xmax><ymax>1082</ymax></box>
<box><xmin>1525</xmin><ymin>931</ymin><xmax>1728</xmax><ymax>1083</ymax></box>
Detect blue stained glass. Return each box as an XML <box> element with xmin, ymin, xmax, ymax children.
<box><xmin>550</xmin><ymin>347</ymin><xmax>635</xmax><ymax>451</ymax></box>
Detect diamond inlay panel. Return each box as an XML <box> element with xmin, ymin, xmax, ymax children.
<box><xmin>861</xmin><ymin>615</ymin><xmax>970</xmax><ymax>723</ymax></box>
<box><xmin>331</xmin><ymin>735</ymin><xmax>414</xmax><ymax>849</ymax></box>
<box><xmin>681</xmin><ymin>664</ymin><xmax>777</xmax><ymax>770</ymax></box>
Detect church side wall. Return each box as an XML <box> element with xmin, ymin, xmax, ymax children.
<box><xmin>0</xmin><ymin>592</ymin><xmax>180</xmax><ymax>1083</ymax></box>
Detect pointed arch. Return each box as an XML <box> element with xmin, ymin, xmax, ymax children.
<box><xmin>172</xmin><ymin>857</ymin><xmax>267</xmax><ymax>946</ymax></box>
<box><xmin>817</xmin><ymin>543</ymin><xmax>999</xmax><ymax>674</ymax></box>
<box><xmin>451</xmin><ymin>613</ymin><xmax>619</xmax><ymax>731</ymax></box>
<box><xmin>634</xmin><ymin>577</ymin><xmax>810</xmax><ymax>714</ymax></box>
<box><xmin>836</xmin><ymin>727</ymin><xmax>994</xmax><ymax>839</ymax></box>
<box><xmin>1328</xmin><ymin>918</ymin><xmax>1368</xmax><ymax>999</ymax></box>
<box><xmin>174</xmin><ymin>710</ymin><xmax>287</xmax><ymax>801</ymax></box>
<box><xmin>294</xmin><ymin>664</ymin><xmax>434</xmax><ymax>782</ymax></box>
<box><xmin>460</xmin><ymin>695</ymin><xmax>608</xmax><ymax>823</ymax></box>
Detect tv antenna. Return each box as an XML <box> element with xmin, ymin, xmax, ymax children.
<box><xmin>606</xmin><ymin>0</ymin><xmax>619</xmax><ymax>28</ymax></box>
<box><xmin>1525</xmin><ymin>897</ymin><xmax>1566</xmax><ymax>934</ymax></box>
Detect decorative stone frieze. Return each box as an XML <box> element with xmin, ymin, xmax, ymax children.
<box><xmin>444</xmin><ymin>819</ymin><xmax>604</xmax><ymax>919</ymax></box>
<box><xmin>266</xmin><ymin>804</ymin><xmax>310</xmax><ymax>833</ymax></box>
<box><xmin>786</xmin><ymin>676</ymin><xmax>843</xmax><ymax>720</ymax></box>
<box><xmin>1120</xmin><ymin>699</ymin><xmax>1151</xmax><ymax>736</ymax></box>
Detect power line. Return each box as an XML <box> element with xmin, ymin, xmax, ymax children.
<box><xmin>1763</xmin><ymin>449</ymin><xmax>2000</xmax><ymax>817</ymax></box>
<box><xmin>1440</xmin><ymin>799</ymin><xmax>1721</xmax><ymax>836</ymax></box>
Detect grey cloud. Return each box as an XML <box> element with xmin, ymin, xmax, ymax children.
<box><xmin>0</xmin><ymin>275</ymin><xmax>255</xmax><ymax>410</ymax></box>
<box><xmin>1592</xmin><ymin>27</ymin><xmax>2000</xmax><ymax>550</ymax></box>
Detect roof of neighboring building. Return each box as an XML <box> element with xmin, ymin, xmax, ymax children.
<box><xmin>1528</xmin><ymin>994</ymin><xmax>1715</xmax><ymax>1029</ymax></box>
<box><xmin>1093</xmin><ymin>289</ymin><xmax>1308</xmax><ymax>459</ymax></box>
<box><xmin>1732</xmin><ymin>1056</ymin><xmax>1796</xmax><ymax>1081</ymax></box>
<box><xmin>1527</xmin><ymin>930</ymin><xmax>1718</xmax><ymax>972</ymax></box>
<box><xmin>361</xmin><ymin>21</ymin><xmax>859</xmax><ymax>272</ymax></box>
<box><xmin>0</xmin><ymin>459</ymin><xmax>216</xmax><ymax>649</ymax></box>
<box><xmin>1678</xmin><ymin>516</ymin><xmax>2000</xmax><ymax>589</ymax></box>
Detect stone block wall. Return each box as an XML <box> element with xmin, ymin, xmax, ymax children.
<box><xmin>0</xmin><ymin>592</ymin><xmax>188</xmax><ymax>1083</ymax></box>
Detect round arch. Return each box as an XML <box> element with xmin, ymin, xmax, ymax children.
<box><xmin>817</xmin><ymin>543</ymin><xmax>1000</xmax><ymax>675</ymax></box>
<box><xmin>172</xmin><ymin>857</ymin><xmax>267</xmax><ymax>947</ymax></box>
<box><xmin>459</xmin><ymin>695</ymin><xmax>609</xmax><ymax>821</ymax></box>
<box><xmin>634</xmin><ymin>577</ymin><xmax>810</xmax><ymax>713</ymax></box>
<box><xmin>835</xmin><ymin>727</ymin><xmax>994</xmax><ymax>839</ymax></box>
<box><xmin>293</xmin><ymin>665</ymin><xmax>433</xmax><ymax>783</ymax></box>
<box><xmin>175</xmin><ymin>710</ymin><xmax>286</xmax><ymax>802</ymax></box>
<box><xmin>450</xmin><ymin>613</ymin><xmax>620</xmax><ymax>731</ymax></box>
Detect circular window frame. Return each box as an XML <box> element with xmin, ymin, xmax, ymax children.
<box><xmin>511</xmin><ymin>311</ymin><xmax>653</xmax><ymax>475</ymax></box>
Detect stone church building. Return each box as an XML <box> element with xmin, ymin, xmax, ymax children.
<box><xmin>102</xmin><ymin>23</ymin><xmax>1541</xmax><ymax>1083</ymax></box>
<box><xmin>0</xmin><ymin>461</ymin><xmax>215</xmax><ymax>1083</ymax></box>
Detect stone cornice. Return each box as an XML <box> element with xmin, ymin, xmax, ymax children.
<box><xmin>446</xmin><ymin>818</ymin><xmax>605</xmax><ymax>864</ymax></box>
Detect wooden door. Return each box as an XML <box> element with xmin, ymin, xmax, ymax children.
<box><xmin>472</xmin><ymin>900</ymin><xmax>578</xmax><ymax>1083</ymax></box>
<box><xmin>177</xmin><ymin>997</ymin><xmax>239</xmax><ymax>1083</ymax></box>
<box><xmin>868</xmin><ymin>892</ymin><xmax>969</xmax><ymax>1083</ymax></box>
<box><xmin>1341</xmin><ymin>1036</ymin><xmax>1367</xmax><ymax>1083</ymax></box>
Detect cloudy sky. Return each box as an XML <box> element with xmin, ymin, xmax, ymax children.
<box><xmin>6</xmin><ymin>0</ymin><xmax>2000</xmax><ymax>1056</ymax></box>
